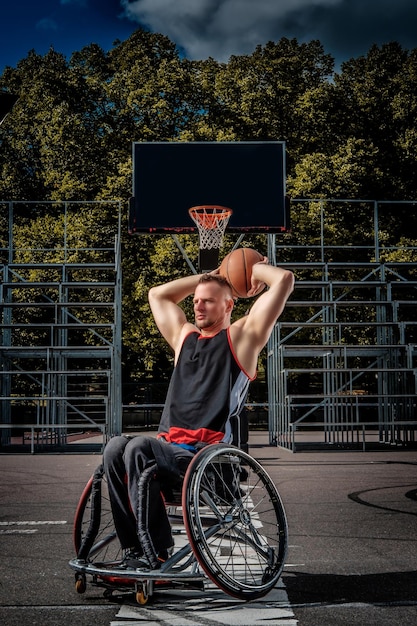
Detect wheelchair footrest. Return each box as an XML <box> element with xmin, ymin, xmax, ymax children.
<box><xmin>69</xmin><ymin>557</ymin><xmax>206</xmax><ymax>583</ymax></box>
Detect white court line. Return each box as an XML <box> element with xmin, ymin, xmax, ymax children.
<box><xmin>0</xmin><ymin>529</ymin><xmax>38</xmax><ymax>534</ymax></box>
<box><xmin>0</xmin><ymin>520</ymin><xmax>67</xmax><ymax>525</ymax></box>
<box><xmin>114</xmin><ymin>586</ymin><xmax>298</xmax><ymax>626</ymax></box>
<box><xmin>0</xmin><ymin>520</ymin><xmax>67</xmax><ymax>534</ymax></box>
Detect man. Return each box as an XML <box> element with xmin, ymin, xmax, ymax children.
<box><xmin>103</xmin><ymin>258</ymin><xmax>294</xmax><ymax>570</ymax></box>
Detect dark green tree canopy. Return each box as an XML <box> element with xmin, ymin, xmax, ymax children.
<box><xmin>1</xmin><ymin>29</ymin><xmax>417</xmax><ymax>381</ymax></box>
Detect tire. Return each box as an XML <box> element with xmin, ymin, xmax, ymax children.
<box><xmin>73</xmin><ymin>466</ymin><xmax>122</xmax><ymax>565</ymax></box>
<box><xmin>182</xmin><ymin>444</ymin><xmax>288</xmax><ymax>600</ymax></box>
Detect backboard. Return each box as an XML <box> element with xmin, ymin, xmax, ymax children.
<box><xmin>129</xmin><ymin>141</ymin><xmax>288</xmax><ymax>234</ymax></box>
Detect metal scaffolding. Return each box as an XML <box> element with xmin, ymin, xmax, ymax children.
<box><xmin>0</xmin><ymin>201</ymin><xmax>122</xmax><ymax>452</ymax></box>
<box><xmin>1</xmin><ymin>198</ymin><xmax>416</xmax><ymax>453</ymax></box>
<box><xmin>268</xmin><ymin>199</ymin><xmax>417</xmax><ymax>451</ymax></box>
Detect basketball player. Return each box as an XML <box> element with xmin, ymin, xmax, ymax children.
<box><xmin>103</xmin><ymin>259</ymin><xmax>294</xmax><ymax>570</ymax></box>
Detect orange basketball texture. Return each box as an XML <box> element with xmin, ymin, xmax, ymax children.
<box><xmin>219</xmin><ymin>248</ymin><xmax>264</xmax><ymax>298</ymax></box>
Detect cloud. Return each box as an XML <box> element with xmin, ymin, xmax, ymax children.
<box><xmin>120</xmin><ymin>0</ymin><xmax>417</xmax><ymax>63</ymax></box>
<box><xmin>121</xmin><ymin>0</ymin><xmax>341</xmax><ymax>60</ymax></box>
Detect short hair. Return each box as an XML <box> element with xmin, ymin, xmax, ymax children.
<box><xmin>198</xmin><ymin>273</ymin><xmax>233</xmax><ymax>295</ymax></box>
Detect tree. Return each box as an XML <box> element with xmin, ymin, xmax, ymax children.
<box><xmin>178</xmin><ymin>38</ymin><xmax>334</xmax><ymax>152</ymax></box>
<box><xmin>1</xmin><ymin>30</ymin><xmax>417</xmax><ymax>384</ymax></box>
<box><xmin>331</xmin><ymin>42</ymin><xmax>417</xmax><ymax>199</ymax></box>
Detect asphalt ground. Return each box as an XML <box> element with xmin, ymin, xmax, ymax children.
<box><xmin>0</xmin><ymin>432</ymin><xmax>416</xmax><ymax>626</ymax></box>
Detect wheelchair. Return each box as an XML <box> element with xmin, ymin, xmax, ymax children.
<box><xmin>69</xmin><ymin>442</ymin><xmax>288</xmax><ymax>604</ymax></box>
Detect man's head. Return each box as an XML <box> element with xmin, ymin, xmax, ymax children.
<box><xmin>193</xmin><ymin>274</ymin><xmax>234</xmax><ymax>333</ymax></box>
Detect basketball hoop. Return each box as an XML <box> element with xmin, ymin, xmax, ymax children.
<box><xmin>188</xmin><ymin>205</ymin><xmax>233</xmax><ymax>250</ymax></box>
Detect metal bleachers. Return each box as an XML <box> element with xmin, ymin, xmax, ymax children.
<box><xmin>0</xmin><ymin>202</ymin><xmax>122</xmax><ymax>452</ymax></box>
<box><xmin>1</xmin><ymin>198</ymin><xmax>416</xmax><ymax>453</ymax></box>
<box><xmin>267</xmin><ymin>199</ymin><xmax>417</xmax><ymax>451</ymax></box>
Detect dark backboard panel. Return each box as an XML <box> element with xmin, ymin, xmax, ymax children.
<box><xmin>129</xmin><ymin>141</ymin><xmax>288</xmax><ymax>234</ymax></box>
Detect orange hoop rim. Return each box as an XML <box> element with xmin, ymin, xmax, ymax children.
<box><xmin>188</xmin><ymin>205</ymin><xmax>233</xmax><ymax>230</ymax></box>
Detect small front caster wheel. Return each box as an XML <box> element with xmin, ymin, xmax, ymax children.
<box><xmin>136</xmin><ymin>589</ymin><xmax>148</xmax><ymax>605</ymax></box>
<box><xmin>75</xmin><ymin>574</ymin><xmax>86</xmax><ymax>594</ymax></box>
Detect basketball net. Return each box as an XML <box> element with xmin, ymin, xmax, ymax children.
<box><xmin>188</xmin><ymin>205</ymin><xmax>233</xmax><ymax>250</ymax></box>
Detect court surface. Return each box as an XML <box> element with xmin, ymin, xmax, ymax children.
<box><xmin>0</xmin><ymin>431</ymin><xmax>416</xmax><ymax>626</ymax></box>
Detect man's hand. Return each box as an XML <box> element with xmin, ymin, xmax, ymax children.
<box><xmin>247</xmin><ymin>257</ymin><xmax>268</xmax><ymax>297</ymax></box>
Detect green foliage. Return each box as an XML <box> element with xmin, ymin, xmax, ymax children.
<box><xmin>1</xmin><ymin>29</ymin><xmax>417</xmax><ymax>383</ymax></box>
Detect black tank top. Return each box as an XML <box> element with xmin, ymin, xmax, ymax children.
<box><xmin>157</xmin><ymin>328</ymin><xmax>253</xmax><ymax>448</ymax></box>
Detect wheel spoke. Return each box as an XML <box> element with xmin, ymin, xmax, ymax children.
<box><xmin>182</xmin><ymin>444</ymin><xmax>288</xmax><ymax>600</ymax></box>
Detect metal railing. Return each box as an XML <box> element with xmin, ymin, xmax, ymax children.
<box><xmin>268</xmin><ymin>199</ymin><xmax>417</xmax><ymax>451</ymax></box>
<box><xmin>0</xmin><ymin>201</ymin><xmax>122</xmax><ymax>451</ymax></box>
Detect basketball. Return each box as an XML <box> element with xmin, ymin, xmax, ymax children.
<box><xmin>219</xmin><ymin>248</ymin><xmax>265</xmax><ymax>298</ymax></box>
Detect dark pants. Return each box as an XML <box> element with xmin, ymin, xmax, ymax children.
<box><xmin>103</xmin><ymin>435</ymin><xmax>194</xmax><ymax>552</ymax></box>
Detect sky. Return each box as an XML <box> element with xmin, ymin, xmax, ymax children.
<box><xmin>1</xmin><ymin>0</ymin><xmax>417</xmax><ymax>75</ymax></box>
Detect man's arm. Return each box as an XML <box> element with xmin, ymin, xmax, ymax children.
<box><xmin>148</xmin><ymin>274</ymin><xmax>202</xmax><ymax>353</ymax></box>
<box><xmin>230</xmin><ymin>262</ymin><xmax>294</xmax><ymax>377</ymax></box>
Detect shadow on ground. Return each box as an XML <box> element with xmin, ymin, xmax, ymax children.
<box><xmin>284</xmin><ymin>570</ymin><xmax>416</xmax><ymax>606</ymax></box>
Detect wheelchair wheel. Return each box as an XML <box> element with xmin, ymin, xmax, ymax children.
<box><xmin>182</xmin><ymin>444</ymin><xmax>288</xmax><ymax>601</ymax></box>
<box><xmin>73</xmin><ymin>465</ymin><xmax>122</xmax><ymax>567</ymax></box>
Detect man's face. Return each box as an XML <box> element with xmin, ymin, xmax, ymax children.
<box><xmin>193</xmin><ymin>282</ymin><xmax>232</xmax><ymax>330</ymax></box>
